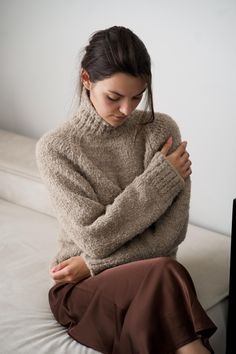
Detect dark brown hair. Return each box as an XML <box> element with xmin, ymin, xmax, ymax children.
<box><xmin>78</xmin><ymin>26</ymin><xmax>155</xmax><ymax>125</ymax></box>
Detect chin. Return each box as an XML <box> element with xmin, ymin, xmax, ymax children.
<box><xmin>112</xmin><ymin>116</ymin><xmax>127</xmax><ymax>125</ymax></box>
<box><xmin>112</xmin><ymin>120</ymin><xmax>125</xmax><ymax>127</ymax></box>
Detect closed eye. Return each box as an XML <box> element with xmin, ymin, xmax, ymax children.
<box><xmin>107</xmin><ymin>95</ymin><xmax>143</xmax><ymax>102</ymax></box>
<box><xmin>107</xmin><ymin>96</ymin><xmax>120</xmax><ymax>102</ymax></box>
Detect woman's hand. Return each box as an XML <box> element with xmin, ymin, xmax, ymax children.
<box><xmin>160</xmin><ymin>136</ymin><xmax>192</xmax><ymax>180</ymax></box>
<box><xmin>50</xmin><ymin>256</ymin><xmax>91</xmax><ymax>284</ymax></box>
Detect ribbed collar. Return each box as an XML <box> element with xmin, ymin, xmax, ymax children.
<box><xmin>72</xmin><ymin>87</ymin><xmax>147</xmax><ymax>138</ymax></box>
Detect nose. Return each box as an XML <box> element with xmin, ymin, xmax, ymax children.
<box><xmin>119</xmin><ymin>101</ymin><xmax>134</xmax><ymax>116</ymax></box>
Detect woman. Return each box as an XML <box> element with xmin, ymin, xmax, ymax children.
<box><xmin>36</xmin><ymin>26</ymin><xmax>217</xmax><ymax>354</ymax></box>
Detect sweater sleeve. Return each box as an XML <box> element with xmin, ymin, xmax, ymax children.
<box><xmin>35</xmin><ymin>132</ymin><xmax>185</xmax><ymax>259</ymax></box>
<box><xmin>82</xmin><ymin>176</ymin><xmax>191</xmax><ymax>275</ymax></box>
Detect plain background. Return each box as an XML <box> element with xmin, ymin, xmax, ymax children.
<box><xmin>0</xmin><ymin>0</ymin><xmax>235</xmax><ymax>236</ymax></box>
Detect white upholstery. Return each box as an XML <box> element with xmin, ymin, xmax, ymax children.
<box><xmin>0</xmin><ymin>128</ymin><xmax>230</xmax><ymax>354</ymax></box>
<box><xmin>177</xmin><ymin>225</ymin><xmax>230</xmax><ymax>311</ymax></box>
<box><xmin>0</xmin><ymin>129</ymin><xmax>54</xmax><ymax>217</ymax></box>
<box><xmin>0</xmin><ymin>199</ymin><xmax>100</xmax><ymax>354</ymax></box>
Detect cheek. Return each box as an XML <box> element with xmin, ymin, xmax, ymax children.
<box><xmin>95</xmin><ymin>97</ymin><xmax>110</xmax><ymax>116</ymax></box>
<box><xmin>125</xmin><ymin>100</ymin><xmax>140</xmax><ymax>115</ymax></box>
<box><xmin>104</xmin><ymin>100</ymin><xmax>118</xmax><ymax>113</ymax></box>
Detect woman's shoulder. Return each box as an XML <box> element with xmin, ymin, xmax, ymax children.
<box><xmin>153</xmin><ymin>111</ymin><xmax>181</xmax><ymax>136</ymax></box>
<box><xmin>35</xmin><ymin>120</ymin><xmax>74</xmax><ymax>161</ymax></box>
<box><xmin>135</xmin><ymin>109</ymin><xmax>180</xmax><ymax>132</ymax></box>
<box><xmin>135</xmin><ymin>110</ymin><xmax>182</xmax><ymax>151</ymax></box>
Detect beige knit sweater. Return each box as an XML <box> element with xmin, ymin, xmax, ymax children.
<box><xmin>36</xmin><ymin>88</ymin><xmax>191</xmax><ymax>276</ymax></box>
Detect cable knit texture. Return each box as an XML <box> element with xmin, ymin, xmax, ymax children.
<box><xmin>36</xmin><ymin>88</ymin><xmax>191</xmax><ymax>275</ymax></box>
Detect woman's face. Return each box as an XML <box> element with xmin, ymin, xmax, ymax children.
<box><xmin>82</xmin><ymin>71</ymin><xmax>147</xmax><ymax>127</ymax></box>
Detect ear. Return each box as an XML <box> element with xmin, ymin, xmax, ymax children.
<box><xmin>81</xmin><ymin>69</ymin><xmax>91</xmax><ymax>90</ymax></box>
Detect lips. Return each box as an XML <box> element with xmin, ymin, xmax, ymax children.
<box><xmin>114</xmin><ymin>115</ymin><xmax>127</xmax><ymax>119</ymax></box>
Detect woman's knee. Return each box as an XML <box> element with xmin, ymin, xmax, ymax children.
<box><xmin>48</xmin><ymin>282</ymin><xmax>74</xmax><ymax>326</ymax></box>
<box><xmin>151</xmin><ymin>256</ymin><xmax>180</xmax><ymax>270</ymax></box>
<box><xmin>151</xmin><ymin>257</ymin><xmax>194</xmax><ymax>288</ymax></box>
<box><xmin>156</xmin><ymin>256</ymin><xmax>189</xmax><ymax>274</ymax></box>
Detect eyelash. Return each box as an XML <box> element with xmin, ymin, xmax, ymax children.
<box><xmin>107</xmin><ymin>97</ymin><xmax>119</xmax><ymax>102</ymax></box>
<box><xmin>107</xmin><ymin>96</ymin><xmax>142</xmax><ymax>102</ymax></box>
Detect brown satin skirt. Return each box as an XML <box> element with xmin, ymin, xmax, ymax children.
<box><xmin>48</xmin><ymin>257</ymin><xmax>217</xmax><ymax>354</ymax></box>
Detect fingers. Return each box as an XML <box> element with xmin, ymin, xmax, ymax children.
<box><xmin>161</xmin><ymin>138</ymin><xmax>187</xmax><ymax>158</ymax></box>
<box><xmin>51</xmin><ymin>259</ymin><xmax>69</xmax><ymax>273</ymax></box>
<box><xmin>50</xmin><ymin>259</ymin><xmax>71</xmax><ymax>282</ymax></box>
<box><xmin>180</xmin><ymin>151</ymin><xmax>190</xmax><ymax>165</ymax></box>
<box><xmin>175</xmin><ymin>141</ymin><xmax>188</xmax><ymax>156</ymax></box>
<box><xmin>160</xmin><ymin>136</ymin><xmax>173</xmax><ymax>156</ymax></box>
<box><xmin>179</xmin><ymin>148</ymin><xmax>192</xmax><ymax>178</ymax></box>
<box><xmin>172</xmin><ymin>141</ymin><xmax>190</xmax><ymax>163</ymax></box>
<box><xmin>50</xmin><ymin>263</ymin><xmax>74</xmax><ymax>283</ymax></box>
<box><xmin>49</xmin><ymin>256</ymin><xmax>90</xmax><ymax>284</ymax></box>
<box><xmin>182</xmin><ymin>166</ymin><xmax>192</xmax><ymax>178</ymax></box>
<box><xmin>182</xmin><ymin>160</ymin><xmax>192</xmax><ymax>178</ymax></box>
<box><xmin>184</xmin><ymin>159</ymin><xmax>192</xmax><ymax>169</ymax></box>
<box><xmin>163</xmin><ymin>139</ymin><xmax>192</xmax><ymax>179</ymax></box>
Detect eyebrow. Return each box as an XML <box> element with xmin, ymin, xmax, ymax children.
<box><xmin>108</xmin><ymin>87</ymin><xmax>147</xmax><ymax>97</ymax></box>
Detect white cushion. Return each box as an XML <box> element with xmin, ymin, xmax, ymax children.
<box><xmin>177</xmin><ymin>224</ymin><xmax>230</xmax><ymax>310</ymax></box>
<box><xmin>0</xmin><ymin>199</ymin><xmax>100</xmax><ymax>354</ymax></box>
<box><xmin>0</xmin><ymin>129</ymin><xmax>54</xmax><ymax>217</ymax></box>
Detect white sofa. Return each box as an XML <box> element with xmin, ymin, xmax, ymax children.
<box><xmin>0</xmin><ymin>128</ymin><xmax>231</xmax><ymax>354</ymax></box>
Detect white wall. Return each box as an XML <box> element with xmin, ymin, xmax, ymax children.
<box><xmin>0</xmin><ymin>0</ymin><xmax>235</xmax><ymax>235</ymax></box>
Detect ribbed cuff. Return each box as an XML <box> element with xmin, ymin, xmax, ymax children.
<box><xmin>142</xmin><ymin>151</ymin><xmax>185</xmax><ymax>199</ymax></box>
<box><xmin>81</xmin><ymin>253</ymin><xmax>97</xmax><ymax>276</ymax></box>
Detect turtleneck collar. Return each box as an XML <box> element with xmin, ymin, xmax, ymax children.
<box><xmin>72</xmin><ymin>87</ymin><xmax>146</xmax><ymax>138</ymax></box>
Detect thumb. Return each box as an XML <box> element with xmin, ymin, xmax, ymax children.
<box><xmin>160</xmin><ymin>136</ymin><xmax>173</xmax><ymax>156</ymax></box>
